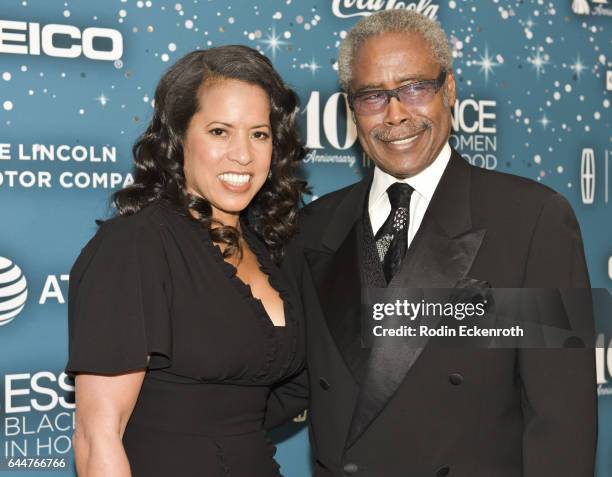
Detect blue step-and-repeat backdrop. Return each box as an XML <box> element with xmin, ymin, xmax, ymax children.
<box><xmin>0</xmin><ymin>0</ymin><xmax>610</xmax><ymax>475</ymax></box>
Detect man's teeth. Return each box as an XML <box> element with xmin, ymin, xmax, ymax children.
<box><xmin>389</xmin><ymin>135</ymin><xmax>418</xmax><ymax>145</ymax></box>
<box><xmin>218</xmin><ymin>173</ymin><xmax>251</xmax><ymax>186</ymax></box>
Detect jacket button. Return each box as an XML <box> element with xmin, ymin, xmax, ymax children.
<box><xmin>343</xmin><ymin>463</ymin><xmax>358</xmax><ymax>474</ymax></box>
<box><xmin>449</xmin><ymin>373</ymin><xmax>463</xmax><ymax>385</ymax></box>
<box><xmin>564</xmin><ymin>336</ymin><xmax>585</xmax><ymax>348</ymax></box>
<box><xmin>436</xmin><ymin>464</ymin><xmax>450</xmax><ymax>476</ymax></box>
<box><xmin>319</xmin><ymin>377</ymin><xmax>330</xmax><ymax>390</ymax></box>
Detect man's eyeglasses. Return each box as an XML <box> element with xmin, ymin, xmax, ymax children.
<box><xmin>348</xmin><ymin>70</ymin><xmax>447</xmax><ymax>116</ymax></box>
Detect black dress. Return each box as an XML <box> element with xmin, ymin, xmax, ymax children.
<box><xmin>66</xmin><ymin>200</ymin><xmax>305</xmax><ymax>477</ymax></box>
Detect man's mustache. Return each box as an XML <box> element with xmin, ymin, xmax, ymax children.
<box><xmin>371</xmin><ymin>121</ymin><xmax>432</xmax><ymax>142</ymax></box>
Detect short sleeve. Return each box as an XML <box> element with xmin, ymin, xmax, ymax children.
<box><xmin>65</xmin><ymin>214</ymin><xmax>173</xmax><ymax>376</ymax></box>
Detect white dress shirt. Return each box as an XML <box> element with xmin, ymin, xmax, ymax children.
<box><xmin>368</xmin><ymin>143</ymin><xmax>451</xmax><ymax>248</ymax></box>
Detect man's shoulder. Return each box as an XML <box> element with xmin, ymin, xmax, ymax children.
<box><xmin>301</xmin><ymin>180</ymin><xmax>364</xmax><ymax>219</ymax></box>
<box><xmin>291</xmin><ymin>179</ymin><xmax>367</xmax><ymax>246</ymax></box>
<box><xmin>461</xmin><ymin>161</ymin><xmax>583</xmax><ymax>241</ymax></box>
<box><xmin>469</xmin><ymin>162</ymin><xmax>562</xmax><ymax>209</ymax></box>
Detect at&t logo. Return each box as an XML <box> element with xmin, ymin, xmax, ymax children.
<box><xmin>0</xmin><ymin>256</ymin><xmax>28</xmax><ymax>326</ymax></box>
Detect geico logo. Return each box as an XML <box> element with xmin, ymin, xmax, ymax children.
<box><xmin>0</xmin><ymin>19</ymin><xmax>123</xmax><ymax>61</ymax></box>
<box><xmin>3</xmin><ymin>372</ymin><xmax>74</xmax><ymax>414</ymax></box>
<box><xmin>0</xmin><ymin>256</ymin><xmax>28</xmax><ymax>327</ymax></box>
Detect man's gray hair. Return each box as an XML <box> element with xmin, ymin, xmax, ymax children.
<box><xmin>337</xmin><ymin>10</ymin><xmax>453</xmax><ymax>92</ymax></box>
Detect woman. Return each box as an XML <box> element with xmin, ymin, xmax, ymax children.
<box><xmin>66</xmin><ymin>45</ymin><xmax>308</xmax><ymax>477</ymax></box>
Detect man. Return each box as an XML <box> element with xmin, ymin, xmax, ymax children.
<box><xmin>266</xmin><ymin>10</ymin><xmax>596</xmax><ymax>477</ymax></box>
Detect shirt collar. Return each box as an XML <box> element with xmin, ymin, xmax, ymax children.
<box><xmin>368</xmin><ymin>142</ymin><xmax>452</xmax><ymax>210</ymax></box>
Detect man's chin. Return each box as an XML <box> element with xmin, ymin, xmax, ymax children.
<box><xmin>374</xmin><ymin>159</ymin><xmax>427</xmax><ymax>179</ymax></box>
<box><xmin>369</xmin><ymin>148</ymin><xmax>425</xmax><ymax>175</ymax></box>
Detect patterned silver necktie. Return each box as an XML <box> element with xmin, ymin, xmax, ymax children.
<box><xmin>375</xmin><ymin>183</ymin><xmax>414</xmax><ymax>283</ymax></box>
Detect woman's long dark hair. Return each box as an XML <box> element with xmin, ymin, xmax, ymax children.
<box><xmin>113</xmin><ymin>45</ymin><xmax>307</xmax><ymax>264</ymax></box>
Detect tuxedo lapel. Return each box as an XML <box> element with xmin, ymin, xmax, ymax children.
<box><xmin>304</xmin><ymin>174</ymin><xmax>373</xmax><ymax>383</ymax></box>
<box><xmin>305</xmin><ymin>225</ymin><xmax>368</xmax><ymax>382</ymax></box>
<box><xmin>346</xmin><ymin>151</ymin><xmax>487</xmax><ymax>448</ymax></box>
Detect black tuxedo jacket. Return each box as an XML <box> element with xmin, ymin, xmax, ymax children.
<box><xmin>266</xmin><ymin>150</ymin><xmax>597</xmax><ymax>477</ymax></box>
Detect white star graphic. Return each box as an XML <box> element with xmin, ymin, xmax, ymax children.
<box><xmin>528</xmin><ymin>50</ymin><xmax>548</xmax><ymax>78</ymax></box>
<box><xmin>259</xmin><ymin>26</ymin><xmax>289</xmax><ymax>60</ymax></box>
<box><xmin>570</xmin><ymin>56</ymin><xmax>586</xmax><ymax>79</ymax></box>
<box><xmin>96</xmin><ymin>93</ymin><xmax>109</xmax><ymax>107</ymax></box>
<box><xmin>538</xmin><ymin>114</ymin><xmax>551</xmax><ymax>129</ymax></box>
<box><xmin>306</xmin><ymin>58</ymin><xmax>320</xmax><ymax>75</ymax></box>
<box><xmin>472</xmin><ymin>46</ymin><xmax>499</xmax><ymax>83</ymax></box>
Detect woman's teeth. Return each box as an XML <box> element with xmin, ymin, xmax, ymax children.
<box><xmin>218</xmin><ymin>173</ymin><xmax>251</xmax><ymax>186</ymax></box>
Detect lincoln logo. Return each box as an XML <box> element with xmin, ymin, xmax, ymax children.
<box><xmin>581</xmin><ymin>148</ymin><xmax>595</xmax><ymax>205</ymax></box>
<box><xmin>0</xmin><ymin>256</ymin><xmax>28</xmax><ymax>326</ymax></box>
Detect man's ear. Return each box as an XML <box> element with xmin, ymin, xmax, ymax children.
<box><xmin>445</xmin><ymin>69</ymin><xmax>457</xmax><ymax>108</ymax></box>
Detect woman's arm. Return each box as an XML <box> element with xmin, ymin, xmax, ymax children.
<box><xmin>73</xmin><ymin>370</ymin><xmax>145</xmax><ymax>477</ymax></box>
<box><xmin>264</xmin><ymin>368</ymin><xmax>309</xmax><ymax>430</ymax></box>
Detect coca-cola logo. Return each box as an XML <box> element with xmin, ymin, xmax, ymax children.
<box><xmin>571</xmin><ymin>0</ymin><xmax>612</xmax><ymax>17</ymax></box>
<box><xmin>332</xmin><ymin>0</ymin><xmax>439</xmax><ymax>20</ymax></box>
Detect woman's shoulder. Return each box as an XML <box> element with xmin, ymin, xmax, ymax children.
<box><xmin>92</xmin><ymin>200</ymin><xmax>193</xmax><ymax>251</ymax></box>
<box><xmin>71</xmin><ymin>201</ymin><xmax>177</xmax><ymax>280</ymax></box>
<box><xmin>98</xmin><ymin>200</ymin><xmax>173</xmax><ymax>237</ymax></box>
<box><xmin>67</xmin><ymin>201</ymin><xmax>177</xmax><ymax>375</ymax></box>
